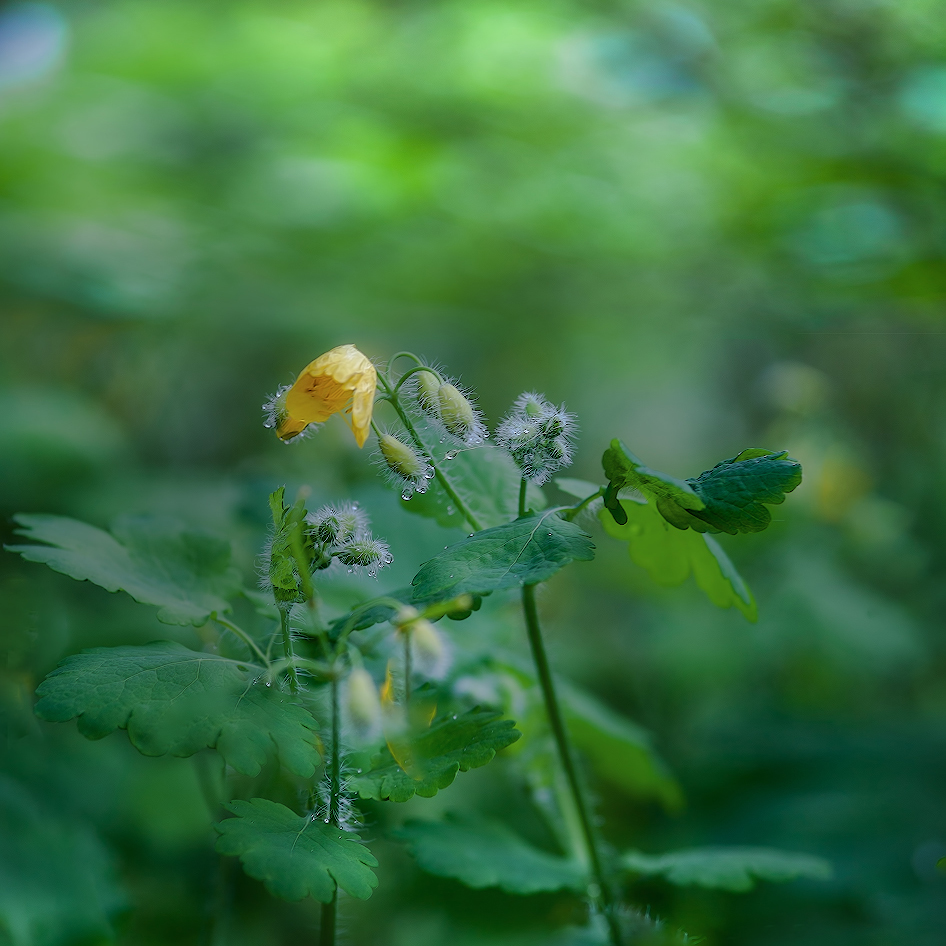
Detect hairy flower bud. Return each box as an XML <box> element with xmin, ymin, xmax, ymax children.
<box><xmin>307</xmin><ymin>501</ymin><xmax>368</xmax><ymax>546</ymax></box>
<box><xmin>415</xmin><ymin>369</ymin><xmax>441</xmax><ymax>415</ymax></box>
<box><xmin>376</xmin><ymin>432</ymin><xmax>434</xmax><ymax>500</ymax></box>
<box><xmin>436</xmin><ymin>383</ymin><xmax>487</xmax><ymax>445</ymax></box>
<box><xmin>335</xmin><ymin>535</ymin><xmax>393</xmax><ymax>578</ymax></box>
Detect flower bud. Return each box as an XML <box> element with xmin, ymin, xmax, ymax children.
<box><xmin>409</xmin><ymin>618</ymin><xmax>450</xmax><ymax>679</ymax></box>
<box><xmin>335</xmin><ymin>535</ymin><xmax>393</xmax><ymax>578</ymax></box>
<box><xmin>344</xmin><ymin>667</ymin><xmax>383</xmax><ymax>742</ymax></box>
<box><xmin>437</xmin><ymin>383</ymin><xmax>487</xmax><ymax>445</ymax></box>
<box><xmin>415</xmin><ymin>369</ymin><xmax>441</xmax><ymax>414</ymax></box>
<box><xmin>376</xmin><ymin>432</ymin><xmax>434</xmax><ymax>500</ymax></box>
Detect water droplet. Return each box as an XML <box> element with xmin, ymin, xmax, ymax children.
<box><xmin>401</xmin><ymin>490</ymin><xmax>413</xmax><ymax>501</ymax></box>
<box><xmin>548</xmin><ymin>532</ymin><xmax>553</xmax><ymax>537</ymax></box>
<box><xmin>446</xmin><ymin>505</ymin><xmax>455</xmax><ymax>515</ymax></box>
<box><xmin>324</xmin><ymin>818</ymin><xmax>330</xmax><ymax>824</ymax></box>
<box><xmin>347</xmin><ymin>568</ymin><xmax>354</xmax><ymax>574</ymax></box>
<box><xmin>449</xmin><ymin>574</ymin><xmax>454</xmax><ymax>578</ymax></box>
<box><xmin>468</xmin><ymin>533</ymin><xmax>475</xmax><ymax>538</ymax></box>
<box><xmin>423</xmin><ymin>470</ymin><xmax>435</xmax><ymax>479</ymax></box>
<box><xmin>452</xmin><ymin>714</ymin><xmax>458</xmax><ymax>720</ymax></box>
<box><xmin>417</xmin><ymin>485</ymin><xmax>428</xmax><ymax>494</ymax></box>
<box><xmin>444</xmin><ymin>450</ymin><xmax>459</xmax><ymax>460</ymax></box>
<box><xmin>357</xmin><ymin>768</ymin><xmax>363</xmax><ymax>774</ymax></box>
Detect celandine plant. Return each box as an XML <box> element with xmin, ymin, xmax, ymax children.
<box><xmin>8</xmin><ymin>344</ymin><xmax>832</xmax><ymax>945</ymax></box>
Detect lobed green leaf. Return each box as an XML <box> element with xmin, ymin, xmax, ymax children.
<box><xmin>350</xmin><ymin>708</ymin><xmax>520</xmax><ymax>802</ymax></box>
<box><xmin>601</xmin><ymin>440</ymin><xmax>802</xmax><ymax>535</ymax></box>
<box><xmin>6</xmin><ymin>513</ymin><xmax>242</xmax><ymax>626</ymax></box>
<box><xmin>395</xmin><ymin>813</ymin><xmax>585</xmax><ymax>894</ymax></box>
<box><xmin>601</xmin><ymin>500</ymin><xmax>757</xmax><ymax>621</ymax></box>
<box><xmin>621</xmin><ymin>846</ymin><xmax>832</xmax><ymax>892</ymax></box>
<box><xmin>411</xmin><ymin>510</ymin><xmax>594</xmax><ymax>602</ymax></box>
<box><xmin>215</xmin><ymin>798</ymin><xmax>378</xmax><ymax>902</ymax></box>
<box><xmin>34</xmin><ymin>642</ymin><xmax>320</xmax><ymax>777</ymax></box>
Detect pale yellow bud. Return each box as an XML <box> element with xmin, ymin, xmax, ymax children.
<box><xmin>416</xmin><ymin>370</ymin><xmax>441</xmax><ymax>413</ymax></box>
<box><xmin>379</xmin><ymin>434</ymin><xmax>427</xmax><ymax>479</ymax></box>
<box><xmin>410</xmin><ymin>618</ymin><xmax>450</xmax><ymax>679</ymax></box>
<box><xmin>437</xmin><ymin>384</ymin><xmax>476</xmax><ymax>436</ymax></box>
<box><xmin>344</xmin><ymin>667</ymin><xmax>382</xmax><ymax>740</ymax></box>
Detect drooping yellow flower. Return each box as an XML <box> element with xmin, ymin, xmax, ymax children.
<box><xmin>273</xmin><ymin>344</ymin><xmax>376</xmax><ymax>446</ymax></box>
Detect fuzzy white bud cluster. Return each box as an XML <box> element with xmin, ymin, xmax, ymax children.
<box><xmin>305</xmin><ymin>502</ymin><xmax>393</xmax><ymax>578</ymax></box>
<box><xmin>495</xmin><ymin>392</ymin><xmax>577</xmax><ymax>485</ymax></box>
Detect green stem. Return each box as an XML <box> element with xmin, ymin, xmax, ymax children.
<box><xmin>379</xmin><ymin>375</ymin><xmax>483</xmax><ymax>532</ymax></box>
<box><xmin>212</xmin><ymin>614</ymin><xmax>270</xmax><ymax>666</ymax></box>
<box><xmin>321</xmin><ymin>675</ymin><xmax>342</xmax><ymax>946</ymax></box>
<box><xmin>519</xmin><ymin>477</ymin><xmax>528</xmax><ymax>517</ymax></box>
<box><xmin>561</xmin><ymin>487</ymin><xmax>605</xmax><ymax>522</ymax></box>
<box><xmin>279</xmin><ymin>609</ymin><xmax>299</xmax><ymax>694</ymax></box>
<box><xmin>520</xmin><ymin>584</ymin><xmax>621</xmax><ymax>946</ymax></box>
<box><xmin>392</xmin><ymin>363</ymin><xmax>443</xmax><ymax>396</ymax></box>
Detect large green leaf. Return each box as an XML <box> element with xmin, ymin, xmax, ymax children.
<box><xmin>600</xmin><ymin>500</ymin><xmax>757</xmax><ymax>621</ymax></box>
<box><xmin>215</xmin><ymin>799</ymin><xmax>378</xmax><ymax>902</ymax></box>
<box><xmin>559</xmin><ymin>682</ymin><xmax>683</xmax><ymax>810</ymax></box>
<box><xmin>601</xmin><ymin>441</ymin><xmax>802</xmax><ymax>535</ymax></box>
<box><xmin>350</xmin><ymin>708</ymin><xmax>520</xmax><ymax>802</ymax></box>
<box><xmin>7</xmin><ymin>514</ymin><xmax>242</xmax><ymax>626</ymax></box>
<box><xmin>411</xmin><ymin>510</ymin><xmax>594</xmax><ymax>602</ymax></box>
<box><xmin>399</xmin><ymin>428</ymin><xmax>545</xmax><ymax>529</ymax></box>
<box><xmin>34</xmin><ymin>642</ymin><xmax>320</xmax><ymax>777</ymax></box>
<box><xmin>621</xmin><ymin>846</ymin><xmax>832</xmax><ymax>892</ymax></box>
<box><xmin>0</xmin><ymin>776</ymin><xmax>124</xmax><ymax>946</ymax></box>
<box><xmin>395</xmin><ymin>813</ymin><xmax>585</xmax><ymax>894</ymax></box>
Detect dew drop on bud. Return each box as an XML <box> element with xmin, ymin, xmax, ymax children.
<box><xmin>417</xmin><ymin>485</ymin><xmax>428</xmax><ymax>494</ymax></box>
<box><xmin>444</xmin><ymin>450</ymin><xmax>458</xmax><ymax>460</ymax></box>
<box><xmin>402</xmin><ymin>490</ymin><xmax>413</xmax><ymax>501</ymax></box>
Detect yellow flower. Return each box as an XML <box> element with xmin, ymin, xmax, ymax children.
<box><xmin>274</xmin><ymin>344</ymin><xmax>376</xmax><ymax>446</ymax></box>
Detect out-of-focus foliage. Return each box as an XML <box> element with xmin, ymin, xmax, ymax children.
<box><xmin>2</xmin><ymin>0</ymin><xmax>946</xmax><ymax>943</ymax></box>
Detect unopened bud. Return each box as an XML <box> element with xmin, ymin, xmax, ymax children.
<box><xmin>344</xmin><ymin>667</ymin><xmax>382</xmax><ymax>741</ymax></box>
<box><xmin>409</xmin><ymin>618</ymin><xmax>450</xmax><ymax>679</ymax></box>
<box><xmin>376</xmin><ymin>433</ymin><xmax>434</xmax><ymax>500</ymax></box>
<box><xmin>416</xmin><ymin>370</ymin><xmax>441</xmax><ymax>414</ymax></box>
<box><xmin>437</xmin><ymin>383</ymin><xmax>487</xmax><ymax>445</ymax></box>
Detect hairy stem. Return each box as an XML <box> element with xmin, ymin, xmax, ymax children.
<box><xmin>561</xmin><ymin>487</ymin><xmax>605</xmax><ymax>522</ymax></box>
<box><xmin>380</xmin><ymin>376</ymin><xmax>484</xmax><ymax>532</ymax></box>
<box><xmin>520</xmin><ymin>584</ymin><xmax>621</xmax><ymax>946</ymax></box>
<box><xmin>279</xmin><ymin>609</ymin><xmax>299</xmax><ymax>694</ymax></box>
<box><xmin>519</xmin><ymin>477</ymin><xmax>528</xmax><ymax>517</ymax></box>
<box><xmin>321</xmin><ymin>676</ymin><xmax>342</xmax><ymax>946</ymax></box>
<box><xmin>212</xmin><ymin>614</ymin><xmax>269</xmax><ymax>666</ymax></box>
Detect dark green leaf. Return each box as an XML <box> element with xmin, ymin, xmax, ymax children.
<box><xmin>411</xmin><ymin>510</ymin><xmax>594</xmax><ymax>602</ymax></box>
<box><xmin>600</xmin><ymin>501</ymin><xmax>757</xmax><ymax>621</ymax></box>
<box><xmin>350</xmin><ymin>708</ymin><xmax>520</xmax><ymax>802</ymax></box>
<box><xmin>560</xmin><ymin>682</ymin><xmax>683</xmax><ymax>810</ymax></box>
<box><xmin>395</xmin><ymin>813</ymin><xmax>585</xmax><ymax>894</ymax></box>
<box><xmin>622</xmin><ymin>846</ymin><xmax>832</xmax><ymax>892</ymax></box>
<box><xmin>7</xmin><ymin>513</ymin><xmax>242</xmax><ymax>626</ymax></box>
<box><xmin>601</xmin><ymin>440</ymin><xmax>802</xmax><ymax>535</ymax></box>
<box><xmin>34</xmin><ymin>642</ymin><xmax>320</xmax><ymax>777</ymax></box>
<box><xmin>215</xmin><ymin>798</ymin><xmax>378</xmax><ymax>902</ymax></box>
<box><xmin>399</xmin><ymin>428</ymin><xmax>545</xmax><ymax>528</ymax></box>
<box><xmin>0</xmin><ymin>775</ymin><xmax>124</xmax><ymax>946</ymax></box>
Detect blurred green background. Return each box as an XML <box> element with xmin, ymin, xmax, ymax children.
<box><xmin>2</xmin><ymin>0</ymin><xmax>945</xmax><ymax>943</ymax></box>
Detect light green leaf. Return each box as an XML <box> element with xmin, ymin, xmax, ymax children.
<box><xmin>0</xmin><ymin>776</ymin><xmax>124</xmax><ymax>946</ymax></box>
<box><xmin>601</xmin><ymin>441</ymin><xmax>802</xmax><ymax>535</ymax></box>
<box><xmin>411</xmin><ymin>510</ymin><xmax>594</xmax><ymax>602</ymax></box>
<box><xmin>601</xmin><ymin>500</ymin><xmax>757</xmax><ymax>621</ymax></box>
<box><xmin>7</xmin><ymin>513</ymin><xmax>242</xmax><ymax>626</ymax></box>
<box><xmin>396</xmin><ymin>813</ymin><xmax>585</xmax><ymax>894</ymax></box>
<box><xmin>350</xmin><ymin>708</ymin><xmax>520</xmax><ymax>802</ymax></box>
<box><xmin>399</xmin><ymin>429</ymin><xmax>545</xmax><ymax>528</ymax></box>
<box><xmin>622</xmin><ymin>846</ymin><xmax>832</xmax><ymax>892</ymax></box>
<box><xmin>34</xmin><ymin>642</ymin><xmax>320</xmax><ymax>777</ymax></box>
<box><xmin>559</xmin><ymin>682</ymin><xmax>683</xmax><ymax>810</ymax></box>
<box><xmin>215</xmin><ymin>799</ymin><xmax>378</xmax><ymax>902</ymax></box>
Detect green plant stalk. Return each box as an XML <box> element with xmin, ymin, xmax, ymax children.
<box><xmin>379</xmin><ymin>376</ymin><xmax>484</xmax><ymax>533</ymax></box>
<box><xmin>321</xmin><ymin>675</ymin><xmax>342</xmax><ymax>946</ymax></box>
<box><xmin>521</xmin><ymin>583</ymin><xmax>621</xmax><ymax>946</ymax></box>
<box><xmin>279</xmin><ymin>609</ymin><xmax>300</xmax><ymax>694</ymax></box>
